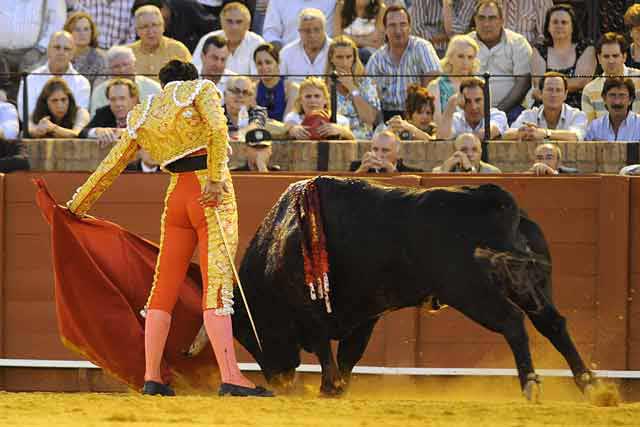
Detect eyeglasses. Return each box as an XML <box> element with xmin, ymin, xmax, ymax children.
<box><xmin>228</xmin><ymin>87</ymin><xmax>252</xmax><ymax>96</ymax></box>
<box><xmin>299</xmin><ymin>27</ymin><xmax>324</xmax><ymax>35</ymax></box>
<box><xmin>136</xmin><ymin>22</ymin><xmax>162</xmax><ymax>32</ymax></box>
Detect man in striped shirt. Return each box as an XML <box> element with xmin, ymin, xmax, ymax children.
<box><xmin>409</xmin><ymin>0</ymin><xmax>476</xmax><ymax>56</ymax></box>
<box><xmin>365</xmin><ymin>5</ymin><xmax>441</xmax><ymax>122</ymax></box>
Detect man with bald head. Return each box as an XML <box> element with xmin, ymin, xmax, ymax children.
<box><xmin>128</xmin><ymin>5</ymin><xmax>191</xmax><ymax>82</ymax></box>
<box><xmin>433</xmin><ymin>133</ymin><xmax>501</xmax><ymax>173</ymax></box>
<box><xmin>17</xmin><ymin>31</ymin><xmax>91</xmax><ymax>121</ymax></box>
<box><xmin>350</xmin><ymin>130</ymin><xmax>422</xmax><ymax>173</ymax></box>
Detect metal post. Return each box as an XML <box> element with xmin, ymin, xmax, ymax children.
<box><xmin>627</xmin><ymin>142</ymin><xmax>639</xmax><ymax>165</ymax></box>
<box><xmin>21</xmin><ymin>72</ymin><xmax>29</xmax><ymax>138</ymax></box>
<box><xmin>482</xmin><ymin>72</ymin><xmax>491</xmax><ymax>163</ymax></box>
<box><xmin>330</xmin><ymin>70</ymin><xmax>338</xmax><ymax>123</ymax></box>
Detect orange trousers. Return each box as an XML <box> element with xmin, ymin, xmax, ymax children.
<box><xmin>145</xmin><ymin>169</ymin><xmax>238</xmax><ymax>314</ymax></box>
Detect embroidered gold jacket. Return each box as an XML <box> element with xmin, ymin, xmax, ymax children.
<box><xmin>68</xmin><ymin>79</ymin><xmax>228</xmax><ymax>216</ymax></box>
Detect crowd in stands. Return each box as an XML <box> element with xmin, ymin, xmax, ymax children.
<box><xmin>0</xmin><ymin>0</ymin><xmax>639</xmax><ymax>175</ymax></box>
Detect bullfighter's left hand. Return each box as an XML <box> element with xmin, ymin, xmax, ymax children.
<box><xmin>199</xmin><ymin>180</ymin><xmax>229</xmax><ymax>207</ymax></box>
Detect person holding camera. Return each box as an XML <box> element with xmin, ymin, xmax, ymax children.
<box><xmin>432</xmin><ymin>132</ymin><xmax>501</xmax><ymax>173</ymax></box>
<box><xmin>350</xmin><ymin>130</ymin><xmax>422</xmax><ymax>173</ymax></box>
<box><xmin>384</xmin><ymin>84</ymin><xmax>437</xmax><ymax>140</ymax></box>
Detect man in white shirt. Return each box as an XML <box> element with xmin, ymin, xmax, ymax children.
<box><xmin>0</xmin><ymin>0</ymin><xmax>67</xmax><ymax>100</ymax></box>
<box><xmin>90</xmin><ymin>46</ymin><xmax>162</xmax><ymax>116</ymax></box>
<box><xmin>585</xmin><ymin>77</ymin><xmax>640</xmax><ymax>142</ymax></box>
<box><xmin>469</xmin><ymin>0</ymin><xmax>532</xmax><ymax>124</ymax></box>
<box><xmin>280</xmin><ymin>8</ymin><xmax>331</xmax><ymax>84</ymax></box>
<box><xmin>262</xmin><ymin>0</ymin><xmax>336</xmax><ymax>49</ymax></box>
<box><xmin>199</xmin><ymin>35</ymin><xmax>237</xmax><ymax>99</ymax></box>
<box><xmin>17</xmin><ymin>31</ymin><xmax>91</xmax><ymax>122</ymax></box>
<box><xmin>582</xmin><ymin>32</ymin><xmax>640</xmax><ymax>123</ymax></box>
<box><xmin>192</xmin><ymin>2</ymin><xmax>265</xmax><ymax>76</ymax></box>
<box><xmin>433</xmin><ymin>132</ymin><xmax>502</xmax><ymax>173</ymax></box>
<box><xmin>504</xmin><ymin>72</ymin><xmax>587</xmax><ymax>141</ymax></box>
<box><xmin>437</xmin><ymin>77</ymin><xmax>508</xmax><ymax>140</ymax></box>
<box><xmin>0</xmin><ymin>101</ymin><xmax>19</xmax><ymax>140</ymax></box>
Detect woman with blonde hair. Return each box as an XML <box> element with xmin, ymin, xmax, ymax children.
<box><xmin>427</xmin><ymin>34</ymin><xmax>480</xmax><ymax>119</ymax></box>
<box><xmin>325</xmin><ymin>35</ymin><xmax>380</xmax><ymax>139</ymax></box>
<box><xmin>64</xmin><ymin>11</ymin><xmax>108</xmax><ymax>87</ymax></box>
<box><xmin>284</xmin><ymin>77</ymin><xmax>354</xmax><ymax>140</ymax></box>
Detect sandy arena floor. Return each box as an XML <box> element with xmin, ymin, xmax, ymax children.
<box><xmin>1</xmin><ymin>375</ymin><xmax>639</xmax><ymax>426</ymax></box>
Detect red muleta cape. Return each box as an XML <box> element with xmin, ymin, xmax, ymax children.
<box><xmin>33</xmin><ymin>178</ymin><xmax>217</xmax><ymax>391</ymax></box>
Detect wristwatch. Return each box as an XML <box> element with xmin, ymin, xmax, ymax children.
<box><xmin>351</xmin><ymin>89</ymin><xmax>361</xmax><ymax>98</ymax></box>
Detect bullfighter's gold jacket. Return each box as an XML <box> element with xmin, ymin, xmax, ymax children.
<box><xmin>67</xmin><ymin>79</ymin><xmax>229</xmax><ymax>216</ymax></box>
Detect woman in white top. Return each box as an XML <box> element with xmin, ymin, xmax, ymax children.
<box><xmin>29</xmin><ymin>77</ymin><xmax>90</xmax><ymax>138</ymax></box>
<box><xmin>333</xmin><ymin>0</ymin><xmax>386</xmax><ymax>63</ymax></box>
<box><xmin>285</xmin><ymin>77</ymin><xmax>354</xmax><ymax>140</ymax></box>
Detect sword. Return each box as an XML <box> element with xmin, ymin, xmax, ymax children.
<box><xmin>213</xmin><ymin>208</ymin><xmax>263</xmax><ymax>353</ymax></box>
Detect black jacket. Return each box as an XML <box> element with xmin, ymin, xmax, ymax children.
<box><xmin>80</xmin><ymin>106</ymin><xmax>117</xmax><ymax>138</ymax></box>
<box><xmin>349</xmin><ymin>158</ymin><xmax>423</xmax><ymax>173</ymax></box>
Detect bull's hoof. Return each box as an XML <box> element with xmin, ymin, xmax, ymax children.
<box><xmin>523</xmin><ymin>374</ymin><xmax>541</xmax><ymax>403</ymax></box>
<box><xmin>320</xmin><ymin>381</ymin><xmax>346</xmax><ymax>398</ymax></box>
<box><xmin>583</xmin><ymin>378</ymin><xmax>620</xmax><ymax>407</ymax></box>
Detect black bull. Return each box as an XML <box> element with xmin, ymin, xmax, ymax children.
<box><xmin>230</xmin><ymin>177</ymin><xmax>596</xmax><ymax>398</ymax></box>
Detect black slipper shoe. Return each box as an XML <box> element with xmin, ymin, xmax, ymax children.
<box><xmin>142</xmin><ymin>380</ymin><xmax>176</xmax><ymax>396</ymax></box>
<box><xmin>218</xmin><ymin>383</ymin><xmax>275</xmax><ymax>397</ymax></box>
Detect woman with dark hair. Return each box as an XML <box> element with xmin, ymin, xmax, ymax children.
<box><xmin>333</xmin><ymin>0</ymin><xmax>386</xmax><ymax>63</ymax></box>
<box><xmin>531</xmin><ymin>3</ymin><xmax>596</xmax><ymax>108</ymax></box>
<box><xmin>325</xmin><ymin>35</ymin><xmax>380</xmax><ymax>139</ymax></box>
<box><xmin>385</xmin><ymin>84</ymin><xmax>436</xmax><ymax>140</ymax></box>
<box><xmin>253</xmin><ymin>43</ymin><xmax>297</xmax><ymax>121</ymax></box>
<box><xmin>30</xmin><ymin>77</ymin><xmax>89</xmax><ymax>138</ymax></box>
<box><xmin>65</xmin><ymin>59</ymin><xmax>273</xmax><ymax>398</ymax></box>
<box><xmin>64</xmin><ymin>12</ymin><xmax>108</xmax><ymax>87</ymax></box>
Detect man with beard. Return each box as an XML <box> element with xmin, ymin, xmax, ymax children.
<box><xmin>585</xmin><ymin>77</ymin><xmax>640</xmax><ymax>141</ymax></box>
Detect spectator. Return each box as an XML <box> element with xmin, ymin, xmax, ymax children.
<box><xmin>284</xmin><ymin>76</ymin><xmax>354</xmax><ymax>140</ymax></box>
<box><xmin>582</xmin><ymin>32</ymin><xmax>640</xmax><ymax>123</ymax></box>
<box><xmin>129</xmin><ymin>5</ymin><xmax>191</xmax><ymax>82</ymax></box>
<box><xmin>504</xmin><ymin>72</ymin><xmax>587</xmax><ymax>141</ymax></box>
<box><xmin>192</xmin><ymin>2</ymin><xmax>265</xmax><ymax>76</ymax></box>
<box><xmin>280</xmin><ymin>8</ymin><xmax>332</xmax><ymax>84</ymax></box>
<box><xmin>224</xmin><ymin>76</ymin><xmax>267</xmax><ymax>140</ymax></box>
<box><xmin>624</xmin><ymin>4</ymin><xmax>640</xmax><ymax>69</ymax></box>
<box><xmin>433</xmin><ymin>132</ymin><xmax>501</xmax><ymax>173</ymax></box>
<box><xmin>131</xmin><ymin>0</ymin><xmax>216</xmax><ymax>53</ymax></box>
<box><xmin>527</xmin><ymin>143</ymin><xmax>577</xmax><ymax>175</ymax></box>
<box><xmin>81</xmin><ymin>78</ymin><xmax>138</xmax><ymax>147</ymax></box>
<box><xmin>325</xmin><ymin>35</ymin><xmax>380</xmax><ymax>139</ymax></box>
<box><xmin>585</xmin><ymin>77</ymin><xmax>640</xmax><ymax>142</ymax></box>
<box><xmin>366</xmin><ymin>5</ymin><xmax>441</xmax><ymax>122</ymax></box>
<box><xmin>262</xmin><ymin>0</ymin><xmax>336</xmax><ymax>49</ymax></box>
<box><xmin>408</xmin><ymin>0</ymin><xmax>475</xmax><ymax>57</ymax></box>
<box><xmin>195</xmin><ymin>0</ymin><xmax>256</xmax><ymax>32</ymax></box>
<box><xmin>64</xmin><ymin>11</ymin><xmax>109</xmax><ymax>87</ymax></box>
<box><xmin>531</xmin><ymin>3</ymin><xmax>596</xmax><ymax>109</ymax></box>
<box><xmin>74</xmin><ymin>0</ymin><xmax>135</xmax><ymax>49</ymax></box>
<box><xmin>29</xmin><ymin>77</ymin><xmax>90</xmax><ymax>138</ymax></box>
<box><xmin>231</xmin><ymin>139</ymin><xmax>280</xmax><ymax>171</ymax></box>
<box><xmin>125</xmin><ymin>148</ymin><xmax>161</xmax><ymax>173</ymax></box>
<box><xmin>252</xmin><ymin>0</ymin><xmax>268</xmax><ymax>34</ymax></box>
<box><xmin>254</xmin><ymin>43</ymin><xmax>297</xmax><ymax>121</ymax></box>
<box><xmin>90</xmin><ymin>45</ymin><xmax>161</xmax><ymax>116</ymax></box>
<box><xmin>384</xmin><ymin>84</ymin><xmax>436</xmax><ymax>140</ymax></box>
<box><xmin>502</xmin><ymin>0</ymin><xmax>554</xmax><ymax>46</ymax></box>
<box><xmin>427</xmin><ymin>34</ymin><xmax>480</xmax><ymax>118</ymax></box>
<box><xmin>0</xmin><ymin>100</ymin><xmax>29</xmax><ymax>172</ymax></box>
<box><xmin>0</xmin><ymin>0</ymin><xmax>67</xmax><ymax>101</ymax></box>
<box><xmin>350</xmin><ymin>129</ymin><xmax>421</xmax><ymax>173</ymax></box>
<box><xmin>17</xmin><ymin>31</ymin><xmax>91</xmax><ymax>121</ymax></box>
<box><xmin>437</xmin><ymin>77</ymin><xmax>508</xmax><ymax>140</ymax></box>
<box><xmin>619</xmin><ymin>163</ymin><xmax>640</xmax><ymax>175</ymax></box>
<box><xmin>199</xmin><ymin>34</ymin><xmax>236</xmax><ymax>97</ymax></box>
<box><xmin>333</xmin><ymin>0</ymin><xmax>386</xmax><ymax>64</ymax></box>
<box><xmin>469</xmin><ymin>0</ymin><xmax>532</xmax><ymax>124</ymax></box>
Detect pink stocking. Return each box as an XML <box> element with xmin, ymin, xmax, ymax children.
<box><xmin>144</xmin><ymin>309</ymin><xmax>172</xmax><ymax>383</ymax></box>
<box><xmin>203</xmin><ymin>310</ymin><xmax>254</xmax><ymax>388</ymax></box>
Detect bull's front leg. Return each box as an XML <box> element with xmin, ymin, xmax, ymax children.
<box><xmin>311</xmin><ymin>329</ymin><xmax>345</xmax><ymax>396</ymax></box>
<box><xmin>337</xmin><ymin>318</ymin><xmax>378</xmax><ymax>388</ymax></box>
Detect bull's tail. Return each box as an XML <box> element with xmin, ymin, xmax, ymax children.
<box><xmin>474</xmin><ymin>247</ymin><xmax>551</xmax><ymax>312</ymax></box>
